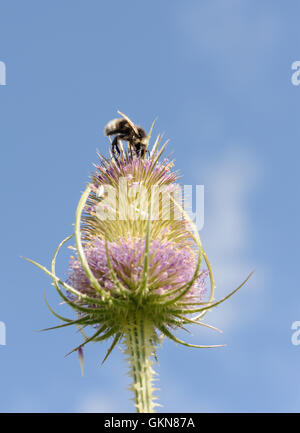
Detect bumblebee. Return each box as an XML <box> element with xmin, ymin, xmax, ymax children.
<box><xmin>104</xmin><ymin>114</ymin><xmax>148</xmax><ymax>159</ymax></box>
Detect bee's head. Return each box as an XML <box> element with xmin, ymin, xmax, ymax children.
<box><xmin>136</xmin><ymin>126</ymin><xmax>147</xmax><ymax>139</ymax></box>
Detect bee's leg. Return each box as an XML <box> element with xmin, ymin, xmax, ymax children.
<box><xmin>140</xmin><ymin>145</ymin><xmax>147</xmax><ymax>158</ymax></box>
<box><xmin>135</xmin><ymin>145</ymin><xmax>142</xmax><ymax>158</ymax></box>
<box><xmin>121</xmin><ymin>135</ymin><xmax>133</xmax><ymax>159</ymax></box>
<box><xmin>134</xmin><ymin>143</ymin><xmax>147</xmax><ymax>158</ymax></box>
<box><xmin>111</xmin><ymin>135</ymin><xmax>121</xmax><ymax>160</ymax></box>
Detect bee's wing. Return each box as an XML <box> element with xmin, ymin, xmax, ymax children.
<box><xmin>117</xmin><ymin>110</ymin><xmax>139</xmax><ymax>136</ymax></box>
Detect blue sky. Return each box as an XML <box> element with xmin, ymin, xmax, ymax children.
<box><xmin>1</xmin><ymin>0</ymin><xmax>300</xmax><ymax>412</ymax></box>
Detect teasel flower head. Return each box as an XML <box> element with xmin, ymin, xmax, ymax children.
<box><xmin>26</xmin><ymin>112</ymin><xmax>253</xmax><ymax>413</ymax></box>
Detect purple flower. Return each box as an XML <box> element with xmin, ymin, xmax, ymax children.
<box><xmin>68</xmin><ymin>238</ymin><xmax>208</xmax><ymax>303</ymax></box>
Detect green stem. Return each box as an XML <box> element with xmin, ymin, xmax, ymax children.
<box><xmin>124</xmin><ymin>310</ymin><xmax>158</xmax><ymax>413</ymax></box>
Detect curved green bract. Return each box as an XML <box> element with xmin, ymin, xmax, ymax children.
<box><xmin>75</xmin><ymin>185</ymin><xmax>109</xmax><ymax>300</ymax></box>
<box><xmin>101</xmin><ymin>332</ymin><xmax>122</xmax><ymax>365</ymax></box>
<box><xmin>193</xmin><ymin>251</ymin><xmax>215</xmax><ymax>321</ymax></box>
<box><xmin>174</xmin><ymin>314</ymin><xmax>222</xmax><ymax>333</ymax></box>
<box><xmin>93</xmin><ymin>326</ymin><xmax>119</xmax><ymax>342</ymax></box>
<box><xmin>65</xmin><ymin>324</ymin><xmax>109</xmax><ymax>357</ymax></box>
<box><xmin>50</xmin><ymin>235</ymin><xmax>106</xmax><ymax>313</ymax></box>
<box><xmin>25</xmin><ymin>257</ymin><xmax>105</xmax><ymax>307</ymax></box>
<box><xmin>43</xmin><ymin>291</ymin><xmax>73</xmax><ymax>323</ymax></box>
<box><xmin>159</xmin><ymin>196</ymin><xmax>203</xmax><ymax>306</ymax></box>
<box><xmin>157</xmin><ymin>323</ymin><xmax>224</xmax><ymax>349</ymax></box>
<box><xmin>40</xmin><ymin>315</ymin><xmax>93</xmax><ymax>332</ymax></box>
<box><xmin>178</xmin><ymin>271</ymin><xmax>255</xmax><ymax>315</ymax></box>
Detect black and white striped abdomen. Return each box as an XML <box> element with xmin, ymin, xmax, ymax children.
<box><xmin>104</xmin><ymin>118</ymin><xmax>127</xmax><ymax>136</ymax></box>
